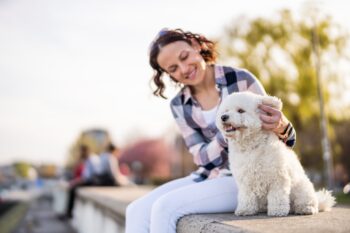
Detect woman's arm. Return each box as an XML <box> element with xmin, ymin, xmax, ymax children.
<box><xmin>238</xmin><ymin>69</ymin><xmax>296</xmax><ymax>147</ymax></box>
<box><xmin>109</xmin><ymin>155</ymin><xmax>131</xmax><ymax>186</ymax></box>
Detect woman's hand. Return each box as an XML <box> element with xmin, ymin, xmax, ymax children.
<box><xmin>258</xmin><ymin>104</ymin><xmax>289</xmax><ymax>135</ymax></box>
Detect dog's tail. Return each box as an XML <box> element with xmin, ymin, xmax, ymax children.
<box><xmin>316</xmin><ymin>188</ymin><xmax>336</xmax><ymax>212</ymax></box>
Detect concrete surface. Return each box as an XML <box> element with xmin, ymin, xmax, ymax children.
<box><xmin>14</xmin><ymin>196</ymin><xmax>76</xmax><ymax>233</ymax></box>
<box><xmin>177</xmin><ymin>206</ymin><xmax>350</xmax><ymax>233</ymax></box>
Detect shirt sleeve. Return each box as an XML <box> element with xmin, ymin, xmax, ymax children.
<box><xmin>236</xmin><ymin>68</ymin><xmax>266</xmax><ymax>95</ymax></box>
<box><xmin>238</xmin><ymin>69</ymin><xmax>296</xmax><ymax>147</ymax></box>
<box><xmin>170</xmin><ymin>102</ymin><xmax>228</xmax><ymax>171</ymax></box>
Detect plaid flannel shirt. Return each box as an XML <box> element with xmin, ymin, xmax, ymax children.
<box><xmin>170</xmin><ymin>65</ymin><xmax>296</xmax><ymax>182</ymax></box>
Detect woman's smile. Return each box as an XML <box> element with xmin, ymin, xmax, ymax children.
<box><xmin>186</xmin><ymin>68</ymin><xmax>197</xmax><ymax>81</ymax></box>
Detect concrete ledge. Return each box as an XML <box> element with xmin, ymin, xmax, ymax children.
<box><xmin>177</xmin><ymin>206</ymin><xmax>350</xmax><ymax>233</ymax></box>
<box><xmin>76</xmin><ymin>186</ymin><xmax>153</xmax><ymax>224</ymax></box>
<box><xmin>73</xmin><ymin>186</ymin><xmax>153</xmax><ymax>233</ymax></box>
<box><xmin>73</xmin><ymin>187</ymin><xmax>350</xmax><ymax>233</ymax></box>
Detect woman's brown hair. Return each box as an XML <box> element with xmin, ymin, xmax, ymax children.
<box><xmin>149</xmin><ymin>28</ymin><xmax>217</xmax><ymax>99</ymax></box>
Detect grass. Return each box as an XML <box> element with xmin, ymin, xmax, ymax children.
<box><xmin>0</xmin><ymin>202</ymin><xmax>29</xmax><ymax>233</ymax></box>
<box><xmin>335</xmin><ymin>193</ymin><xmax>350</xmax><ymax>206</ymax></box>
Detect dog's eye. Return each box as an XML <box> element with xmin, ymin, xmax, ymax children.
<box><xmin>237</xmin><ymin>108</ymin><xmax>245</xmax><ymax>113</ymax></box>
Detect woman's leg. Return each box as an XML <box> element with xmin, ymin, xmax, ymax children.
<box><xmin>125</xmin><ymin>175</ymin><xmax>197</xmax><ymax>233</ymax></box>
<box><xmin>150</xmin><ymin>176</ymin><xmax>238</xmax><ymax>233</ymax></box>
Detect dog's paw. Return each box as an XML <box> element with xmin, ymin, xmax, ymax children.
<box><xmin>267</xmin><ymin>205</ymin><xmax>290</xmax><ymax>217</ymax></box>
<box><xmin>235</xmin><ymin>208</ymin><xmax>258</xmax><ymax>216</ymax></box>
<box><xmin>267</xmin><ymin>209</ymin><xmax>289</xmax><ymax>217</ymax></box>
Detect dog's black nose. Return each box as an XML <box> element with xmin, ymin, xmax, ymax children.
<box><xmin>221</xmin><ymin>114</ymin><xmax>229</xmax><ymax>122</ymax></box>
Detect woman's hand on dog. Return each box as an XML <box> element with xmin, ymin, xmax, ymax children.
<box><xmin>258</xmin><ymin>104</ymin><xmax>289</xmax><ymax>135</ymax></box>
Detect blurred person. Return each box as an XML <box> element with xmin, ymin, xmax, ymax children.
<box><xmin>70</xmin><ymin>146</ymin><xmax>88</xmax><ymax>184</ymax></box>
<box><xmin>65</xmin><ymin>145</ymin><xmax>95</xmax><ymax>218</ymax></box>
<box><xmin>65</xmin><ymin>145</ymin><xmax>91</xmax><ymax>188</ymax></box>
<box><xmin>125</xmin><ymin>28</ymin><xmax>297</xmax><ymax>233</ymax></box>
<box><xmin>66</xmin><ymin>143</ymin><xmax>132</xmax><ymax>218</ymax></box>
<box><xmin>97</xmin><ymin>143</ymin><xmax>132</xmax><ymax>186</ymax></box>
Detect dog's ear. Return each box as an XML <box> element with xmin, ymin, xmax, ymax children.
<box><xmin>261</xmin><ymin>95</ymin><xmax>282</xmax><ymax>111</ymax></box>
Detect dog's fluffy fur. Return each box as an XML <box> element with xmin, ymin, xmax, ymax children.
<box><xmin>216</xmin><ymin>91</ymin><xmax>335</xmax><ymax>216</ymax></box>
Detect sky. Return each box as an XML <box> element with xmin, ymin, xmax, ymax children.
<box><xmin>0</xmin><ymin>0</ymin><xmax>349</xmax><ymax>166</ymax></box>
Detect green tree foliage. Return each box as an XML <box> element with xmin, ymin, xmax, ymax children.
<box><xmin>218</xmin><ymin>9</ymin><xmax>350</xmax><ymax>174</ymax></box>
<box><xmin>13</xmin><ymin>162</ymin><xmax>31</xmax><ymax>178</ymax></box>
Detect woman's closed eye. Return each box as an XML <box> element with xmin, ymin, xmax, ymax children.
<box><xmin>168</xmin><ymin>65</ymin><xmax>177</xmax><ymax>73</ymax></box>
<box><xmin>180</xmin><ymin>52</ymin><xmax>188</xmax><ymax>61</ymax></box>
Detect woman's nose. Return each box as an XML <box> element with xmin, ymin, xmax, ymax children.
<box><xmin>179</xmin><ymin>63</ymin><xmax>190</xmax><ymax>75</ymax></box>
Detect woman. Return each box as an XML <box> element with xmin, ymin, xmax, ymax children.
<box><xmin>125</xmin><ymin>28</ymin><xmax>296</xmax><ymax>233</ymax></box>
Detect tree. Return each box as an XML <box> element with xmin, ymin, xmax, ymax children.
<box><xmin>13</xmin><ymin>162</ymin><xmax>31</xmax><ymax>178</ymax></box>
<box><xmin>218</xmin><ymin>9</ymin><xmax>350</xmax><ymax>182</ymax></box>
<box><xmin>66</xmin><ymin>128</ymin><xmax>112</xmax><ymax>169</ymax></box>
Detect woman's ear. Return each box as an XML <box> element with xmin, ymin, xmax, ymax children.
<box><xmin>261</xmin><ymin>95</ymin><xmax>283</xmax><ymax>111</ymax></box>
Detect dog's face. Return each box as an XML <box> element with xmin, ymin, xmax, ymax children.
<box><xmin>216</xmin><ymin>92</ymin><xmax>282</xmax><ymax>140</ymax></box>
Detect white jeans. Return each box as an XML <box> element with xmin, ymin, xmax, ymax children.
<box><xmin>125</xmin><ymin>174</ymin><xmax>238</xmax><ymax>233</ymax></box>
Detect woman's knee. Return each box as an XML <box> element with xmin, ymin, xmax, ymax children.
<box><xmin>125</xmin><ymin>198</ymin><xmax>151</xmax><ymax>233</ymax></box>
<box><xmin>150</xmin><ymin>194</ymin><xmax>183</xmax><ymax>232</ymax></box>
<box><xmin>150</xmin><ymin>194</ymin><xmax>178</xmax><ymax>220</ymax></box>
<box><xmin>126</xmin><ymin>202</ymin><xmax>134</xmax><ymax>217</ymax></box>
<box><xmin>126</xmin><ymin>198</ymin><xmax>146</xmax><ymax>219</ymax></box>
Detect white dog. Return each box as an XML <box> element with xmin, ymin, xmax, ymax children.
<box><xmin>216</xmin><ymin>91</ymin><xmax>335</xmax><ymax>217</ymax></box>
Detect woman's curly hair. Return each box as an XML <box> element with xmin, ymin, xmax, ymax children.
<box><xmin>149</xmin><ymin>28</ymin><xmax>217</xmax><ymax>99</ymax></box>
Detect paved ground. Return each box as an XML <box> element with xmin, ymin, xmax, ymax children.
<box><xmin>14</xmin><ymin>196</ymin><xmax>76</xmax><ymax>233</ymax></box>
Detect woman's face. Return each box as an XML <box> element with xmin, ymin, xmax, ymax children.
<box><xmin>156</xmin><ymin>41</ymin><xmax>207</xmax><ymax>86</ymax></box>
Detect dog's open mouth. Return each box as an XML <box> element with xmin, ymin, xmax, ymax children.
<box><xmin>223</xmin><ymin>123</ymin><xmax>242</xmax><ymax>132</ymax></box>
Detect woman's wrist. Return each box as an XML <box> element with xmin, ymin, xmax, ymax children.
<box><xmin>274</xmin><ymin>115</ymin><xmax>289</xmax><ymax>135</ymax></box>
<box><xmin>276</xmin><ymin>116</ymin><xmax>292</xmax><ymax>140</ymax></box>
